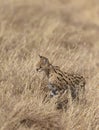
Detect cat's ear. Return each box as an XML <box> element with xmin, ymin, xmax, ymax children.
<box><xmin>43</xmin><ymin>58</ymin><xmax>48</xmax><ymax>63</ymax></box>
<box><xmin>38</xmin><ymin>54</ymin><xmax>42</xmax><ymax>58</ymax></box>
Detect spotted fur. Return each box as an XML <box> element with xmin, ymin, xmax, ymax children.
<box><xmin>36</xmin><ymin>55</ymin><xmax>86</xmax><ymax>100</ymax></box>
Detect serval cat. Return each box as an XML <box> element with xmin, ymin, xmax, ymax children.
<box><xmin>36</xmin><ymin>55</ymin><xmax>86</xmax><ymax>101</ymax></box>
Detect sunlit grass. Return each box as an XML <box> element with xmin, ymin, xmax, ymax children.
<box><xmin>0</xmin><ymin>0</ymin><xmax>98</xmax><ymax>130</ymax></box>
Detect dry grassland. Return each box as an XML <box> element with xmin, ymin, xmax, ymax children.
<box><xmin>0</xmin><ymin>0</ymin><xmax>99</xmax><ymax>130</ymax></box>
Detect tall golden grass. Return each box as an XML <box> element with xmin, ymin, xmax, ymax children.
<box><xmin>0</xmin><ymin>0</ymin><xmax>99</xmax><ymax>130</ymax></box>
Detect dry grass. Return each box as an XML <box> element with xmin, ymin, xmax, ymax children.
<box><xmin>0</xmin><ymin>0</ymin><xmax>99</xmax><ymax>130</ymax></box>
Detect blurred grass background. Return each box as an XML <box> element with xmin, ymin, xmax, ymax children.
<box><xmin>0</xmin><ymin>0</ymin><xmax>99</xmax><ymax>130</ymax></box>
